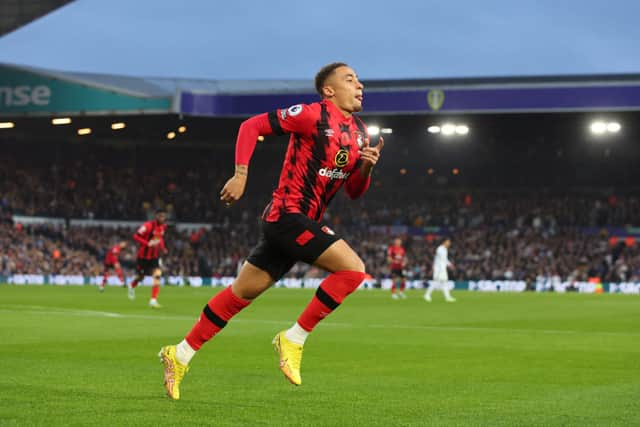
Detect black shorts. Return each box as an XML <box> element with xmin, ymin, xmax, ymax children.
<box><xmin>246</xmin><ymin>213</ymin><xmax>341</xmax><ymax>281</ymax></box>
<box><xmin>391</xmin><ymin>268</ymin><xmax>404</xmax><ymax>278</ymax></box>
<box><xmin>136</xmin><ymin>257</ymin><xmax>160</xmax><ymax>276</ymax></box>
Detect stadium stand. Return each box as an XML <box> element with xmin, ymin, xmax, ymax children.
<box><xmin>2</xmin><ymin>64</ymin><xmax>639</xmax><ymax>286</ymax></box>
<box><xmin>2</xmin><ymin>140</ymin><xmax>639</xmax><ymax>285</ymax></box>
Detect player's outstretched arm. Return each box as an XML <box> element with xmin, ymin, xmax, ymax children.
<box><xmin>220</xmin><ymin>165</ymin><xmax>248</xmax><ymax>205</ymax></box>
<box><xmin>220</xmin><ymin>114</ymin><xmax>273</xmax><ymax>205</ymax></box>
<box><xmin>133</xmin><ymin>231</ymin><xmax>149</xmax><ymax>247</ymax></box>
<box><xmin>221</xmin><ymin>104</ymin><xmax>316</xmax><ymax>205</ymax></box>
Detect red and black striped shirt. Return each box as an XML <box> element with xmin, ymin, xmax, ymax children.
<box><xmin>133</xmin><ymin>220</ymin><xmax>167</xmax><ymax>260</ymax></box>
<box><xmin>262</xmin><ymin>100</ymin><xmax>370</xmax><ymax>222</ymax></box>
<box><xmin>104</xmin><ymin>244</ymin><xmax>122</xmax><ymax>265</ymax></box>
<box><xmin>387</xmin><ymin>245</ymin><xmax>406</xmax><ymax>270</ymax></box>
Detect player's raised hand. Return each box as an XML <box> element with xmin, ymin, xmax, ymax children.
<box><xmin>220</xmin><ymin>166</ymin><xmax>248</xmax><ymax>206</ymax></box>
<box><xmin>358</xmin><ymin>136</ymin><xmax>384</xmax><ymax>167</ymax></box>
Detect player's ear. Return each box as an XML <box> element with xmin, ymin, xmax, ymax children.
<box><xmin>322</xmin><ymin>85</ymin><xmax>335</xmax><ymax>98</ymax></box>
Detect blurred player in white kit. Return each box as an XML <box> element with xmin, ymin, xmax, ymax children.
<box><xmin>425</xmin><ymin>238</ymin><xmax>456</xmax><ymax>302</ymax></box>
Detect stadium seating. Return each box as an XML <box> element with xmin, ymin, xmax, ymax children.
<box><xmin>1</xmin><ymin>141</ymin><xmax>638</xmax><ymax>282</ymax></box>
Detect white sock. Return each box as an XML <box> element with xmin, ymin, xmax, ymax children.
<box><xmin>443</xmin><ymin>284</ymin><xmax>453</xmax><ymax>300</ymax></box>
<box><xmin>150</xmin><ymin>298</ymin><xmax>157</xmax><ymax>304</ymax></box>
<box><xmin>285</xmin><ymin>322</ymin><xmax>309</xmax><ymax>345</ymax></box>
<box><xmin>425</xmin><ymin>286</ymin><xmax>433</xmax><ymax>298</ymax></box>
<box><xmin>175</xmin><ymin>339</ymin><xmax>196</xmax><ymax>365</ymax></box>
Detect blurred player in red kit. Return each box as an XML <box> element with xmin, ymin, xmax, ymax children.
<box><xmin>128</xmin><ymin>209</ymin><xmax>168</xmax><ymax>308</ymax></box>
<box><xmin>99</xmin><ymin>241</ymin><xmax>127</xmax><ymax>292</ymax></box>
<box><xmin>388</xmin><ymin>237</ymin><xmax>407</xmax><ymax>299</ymax></box>
<box><xmin>158</xmin><ymin>62</ymin><xmax>384</xmax><ymax>400</ymax></box>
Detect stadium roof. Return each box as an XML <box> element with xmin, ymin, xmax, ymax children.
<box><xmin>4</xmin><ymin>62</ymin><xmax>640</xmax><ymax>117</ymax></box>
<box><xmin>8</xmin><ymin>62</ymin><xmax>640</xmax><ymax>95</ymax></box>
<box><xmin>0</xmin><ymin>0</ymin><xmax>73</xmax><ymax>37</ymax></box>
<box><xmin>2</xmin><ymin>63</ymin><xmax>314</xmax><ymax>98</ymax></box>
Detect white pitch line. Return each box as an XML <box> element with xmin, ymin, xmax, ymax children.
<box><xmin>1</xmin><ymin>305</ymin><xmax>638</xmax><ymax>337</ymax></box>
<box><xmin>0</xmin><ymin>306</ymin><xmax>125</xmax><ymax>318</ymax></box>
<box><xmin>0</xmin><ymin>306</ymin><xmax>186</xmax><ymax>321</ymax></box>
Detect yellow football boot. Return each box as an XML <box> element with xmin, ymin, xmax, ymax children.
<box><xmin>272</xmin><ymin>331</ymin><xmax>303</xmax><ymax>386</ymax></box>
<box><xmin>158</xmin><ymin>345</ymin><xmax>189</xmax><ymax>400</ymax></box>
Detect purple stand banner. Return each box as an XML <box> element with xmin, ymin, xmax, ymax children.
<box><xmin>180</xmin><ymin>84</ymin><xmax>640</xmax><ymax>117</ymax></box>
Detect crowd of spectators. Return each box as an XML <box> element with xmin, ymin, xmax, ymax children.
<box><xmin>2</xmin><ymin>218</ymin><xmax>639</xmax><ymax>285</ymax></box>
<box><xmin>0</xmin><ymin>220</ymin><xmax>249</xmax><ymax>279</ymax></box>
<box><xmin>0</xmin><ymin>142</ymin><xmax>249</xmax><ymax>223</ymax></box>
<box><xmin>2</xmin><ymin>141</ymin><xmax>639</xmax><ymax>228</ymax></box>
<box><xmin>2</xmin><ymin>141</ymin><xmax>639</xmax><ymax>285</ymax></box>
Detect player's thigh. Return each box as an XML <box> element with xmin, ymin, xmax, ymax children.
<box><xmin>263</xmin><ymin>214</ymin><xmax>362</xmax><ymax>273</ymax></box>
<box><xmin>313</xmin><ymin>239</ymin><xmax>365</xmax><ymax>273</ymax></box>
<box><xmin>232</xmin><ymin>261</ymin><xmax>276</xmax><ymax>300</ymax></box>
<box><xmin>135</xmin><ymin>259</ymin><xmax>145</xmax><ymax>277</ymax></box>
<box><xmin>246</xmin><ymin>232</ymin><xmax>296</xmax><ymax>285</ymax></box>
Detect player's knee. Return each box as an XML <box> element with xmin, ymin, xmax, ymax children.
<box><xmin>315</xmin><ymin>240</ymin><xmax>366</xmax><ymax>274</ymax></box>
<box><xmin>336</xmin><ymin>257</ymin><xmax>365</xmax><ymax>274</ymax></box>
<box><xmin>232</xmin><ymin>263</ymin><xmax>274</xmax><ymax>300</ymax></box>
<box><xmin>232</xmin><ymin>283</ymin><xmax>270</xmax><ymax>300</ymax></box>
<box><xmin>340</xmin><ymin>248</ymin><xmax>366</xmax><ymax>273</ymax></box>
<box><xmin>350</xmin><ymin>257</ymin><xmax>366</xmax><ymax>274</ymax></box>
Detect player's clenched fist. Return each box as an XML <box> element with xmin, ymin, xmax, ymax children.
<box><xmin>220</xmin><ymin>166</ymin><xmax>248</xmax><ymax>206</ymax></box>
<box><xmin>358</xmin><ymin>136</ymin><xmax>384</xmax><ymax>167</ymax></box>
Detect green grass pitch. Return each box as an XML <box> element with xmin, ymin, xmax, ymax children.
<box><xmin>0</xmin><ymin>285</ymin><xmax>638</xmax><ymax>426</ymax></box>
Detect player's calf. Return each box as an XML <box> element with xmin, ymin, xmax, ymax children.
<box><xmin>275</xmin><ymin>269</ymin><xmax>365</xmax><ymax>385</ymax></box>
<box><xmin>296</xmin><ymin>270</ymin><xmax>366</xmax><ymax>333</ymax></box>
<box><xmin>149</xmin><ymin>269</ymin><xmax>162</xmax><ymax>308</ymax></box>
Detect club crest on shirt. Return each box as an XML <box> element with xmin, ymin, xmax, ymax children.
<box><xmin>324</xmin><ymin>128</ymin><xmax>335</xmax><ymax>137</ymax></box>
<box><xmin>334</xmin><ymin>149</ymin><xmax>349</xmax><ymax>168</ymax></box>
<box><xmin>321</xmin><ymin>226</ymin><xmax>335</xmax><ymax>235</ymax></box>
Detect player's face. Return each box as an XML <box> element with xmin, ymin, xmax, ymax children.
<box><xmin>156</xmin><ymin>212</ymin><xmax>166</xmax><ymax>224</ymax></box>
<box><xmin>119</xmin><ymin>241</ymin><xmax>127</xmax><ymax>249</ymax></box>
<box><xmin>393</xmin><ymin>238</ymin><xmax>402</xmax><ymax>247</ymax></box>
<box><xmin>325</xmin><ymin>66</ymin><xmax>364</xmax><ymax>114</ymax></box>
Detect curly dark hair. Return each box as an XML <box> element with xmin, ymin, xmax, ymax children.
<box><xmin>314</xmin><ymin>62</ymin><xmax>348</xmax><ymax>97</ymax></box>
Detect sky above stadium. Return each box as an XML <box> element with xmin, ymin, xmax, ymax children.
<box><xmin>0</xmin><ymin>0</ymin><xmax>639</xmax><ymax>80</ymax></box>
